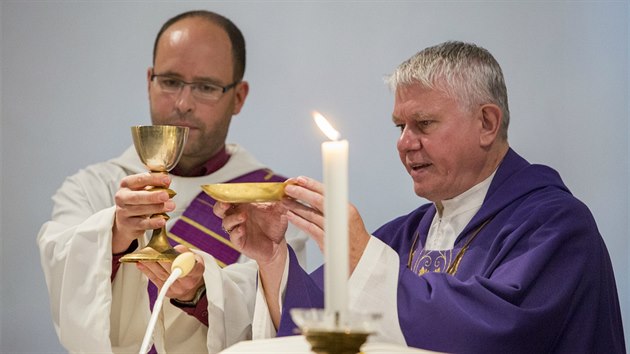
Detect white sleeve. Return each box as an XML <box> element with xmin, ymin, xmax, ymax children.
<box><xmin>251</xmin><ymin>252</ymin><xmax>290</xmax><ymax>340</ymax></box>
<box><xmin>196</xmin><ymin>256</ymin><xmax>260</xmax><ymax>353</ymax></box>
<box><xmin>348</xmin><ymin>236</ymin><xmax>406</xmax><ymax>345</ymax></box>
<box><xmin>37</xmin><ymin>167</ymin><xmax>151</xmax><ymax>353</ymax></box>
<box><xmin>37</xmin><ymin>205</ymin><xmax>119</xmax><ymax>353</ymax></box>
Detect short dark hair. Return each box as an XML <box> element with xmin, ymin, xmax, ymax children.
<box><xmin>152</xmin><ymin>10</ymin><xmax>246</xmax><ymax>81</ymax></box>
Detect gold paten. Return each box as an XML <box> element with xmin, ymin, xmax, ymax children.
<box><xmin>120</xmin><ymin>125</ymin><xmax>189</xmax><ymax>263</ymax></box>
<box><xmin>201</xmin><ymin>182</ymin><xmax>290</xmax><ymax>203</ymax></box>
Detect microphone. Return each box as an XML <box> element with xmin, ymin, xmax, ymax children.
<box><xmin>171</xmin><ymin>251</ymin><xmax>196</xmax><ymax>278</ymax></box>
<box><xmin>139</xmin><ymin>252</ymin><xmax>197</xmax><ymax>354</ymax></box>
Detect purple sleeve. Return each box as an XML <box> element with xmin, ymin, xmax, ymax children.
<box><xmin>276</xmin><ymin>246</ymin><xmax>324</xmax><ymax>336</ymax></box>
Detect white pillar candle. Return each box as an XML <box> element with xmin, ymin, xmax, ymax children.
<box><xmin>314</xmin><ymin>112</ymin><xmax>349</xmax><ymax>327</ymax></box>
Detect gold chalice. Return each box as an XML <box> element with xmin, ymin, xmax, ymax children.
<box><xmin>120</xmin><ymin>125</ymin><xmax>189</xmax><ymax>263</ymax></box>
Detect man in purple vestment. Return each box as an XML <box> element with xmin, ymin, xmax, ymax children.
<box><xmin>215</xmin><ymin>41</ymin><xmax>625</xmax><ymax>353</ymax></box>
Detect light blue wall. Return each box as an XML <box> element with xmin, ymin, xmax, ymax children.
<box><xmin>1</xmin><ymin>1</ymin><xmax>628</xmax><ymax>352</ymax></box>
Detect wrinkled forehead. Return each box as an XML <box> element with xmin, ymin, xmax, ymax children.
<box><xmin>392</xmin><ymin>81</ymin><xmax>470</xmax><ymax>120</ymax></box>
<box><xmin>394</xmin><ymin>79</ymin><xmax>454</xmax><ymax>104</ymax></box>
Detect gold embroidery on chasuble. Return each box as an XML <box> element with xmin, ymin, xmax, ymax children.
<box><xmin>407</xmin><ymin>218</ymin><xmax>492</xmax><ymax>276</ymax></box>
<box><xmin>415</xmin><ymin>249</ymin><xmax>454</xmax><ymax>275</ymax></box>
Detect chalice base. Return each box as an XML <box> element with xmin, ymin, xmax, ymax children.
<box><xmin>303</xmin><ymin>329</ymin><xmax>370</xmax><ymax>354</ymax></box>
<box><xmin>120</xmin><ymin>226</ymin><xmax>181</xmax><ymax>263</ymax></box>
<box><xmin>119</xmin><ymin>246</ymin><xmax>179</xmax><ymax>262</ymax></box>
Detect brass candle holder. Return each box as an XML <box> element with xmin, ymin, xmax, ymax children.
<box><xmin>291</xmin><ymin>308</ymin><xmax>381</xmax><ymax>354</ymax></box>
<box><xmin>120</xmin><ymin>125</ymin><xmax>189</xmax><ymax>263</ymax></box>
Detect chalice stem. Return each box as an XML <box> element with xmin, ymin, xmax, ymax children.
<box><xmin>146</xmin><ymin>227</ymin><xmax>178</xmax><ymax>254</ymax></box>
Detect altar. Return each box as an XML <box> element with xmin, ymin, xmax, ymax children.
<box><xmin>218</xmin><ymin>335</ymin><xmax>441</xmax><ymax>354</ymax></box>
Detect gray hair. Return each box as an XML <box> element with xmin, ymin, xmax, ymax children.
<box><xmin>387</xmin><ymin>41</ymin><xmax>510</xmax><ymax>140</ymax></box>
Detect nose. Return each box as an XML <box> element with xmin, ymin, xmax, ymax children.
<box><xmin>397</xmin><ymin>125</ymin><xmax>421</xmax><ymax>152</ymax></box>
<box><xmin>174</xmin><ymin>85</ymin><xmax>195</xmax><ymax>114</ymax></box>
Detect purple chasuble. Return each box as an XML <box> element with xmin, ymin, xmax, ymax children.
<box><xmin>276</xmin><ymin>148</ymin><xmax>625</xmax><ymax>354</ymax></box>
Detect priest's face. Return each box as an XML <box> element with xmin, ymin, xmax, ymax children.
<box><xmin>393</xmin><ymin>83</ymin><xmax>488</xmax><ymax>202</ymax></box>
<box><xmin>147</xmin><ymin>17</ymin><xmax>248</xmax><ymax>165</ymax></box>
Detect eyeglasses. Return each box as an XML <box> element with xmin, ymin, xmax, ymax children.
<box><xmin>151</xmin><ymin>74</ymin><xmax>239</xmax><ymax>101</ymax></box>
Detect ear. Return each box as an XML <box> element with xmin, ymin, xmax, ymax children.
<box><xmin>146</xmin><ymin>67</ymin><xmax>154</xmax><ymax>94</ymax></box>
<box><xmin>478</xmin><ymin>103</ymin><xmax>502</xmax><ymax>147</ymax></box>
<box><xmin>232</xmin><ymin>81</ymin><xmax>250</xmax><ymax>115</ymax></box>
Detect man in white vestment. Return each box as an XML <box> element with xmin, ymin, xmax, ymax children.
<box><xmin>37</xmin><ymin>10</ymin><xmax>307</xmax><ymax>353</ymax></box>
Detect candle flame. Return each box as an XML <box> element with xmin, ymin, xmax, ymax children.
<box><xmin>313</xmin><ymin>111</ymin><xmax>340</xmax><ymax>141</ymax></box>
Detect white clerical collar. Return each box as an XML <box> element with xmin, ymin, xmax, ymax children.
<box><xmin>440</xmin><ymin>171</ymin><xmax>496</xmax><ymax>219</ymax></box>
<box><xmin>426</xmin><ymin>171</ymin><xmax>496</xmax><ymax>251</ymax></box>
